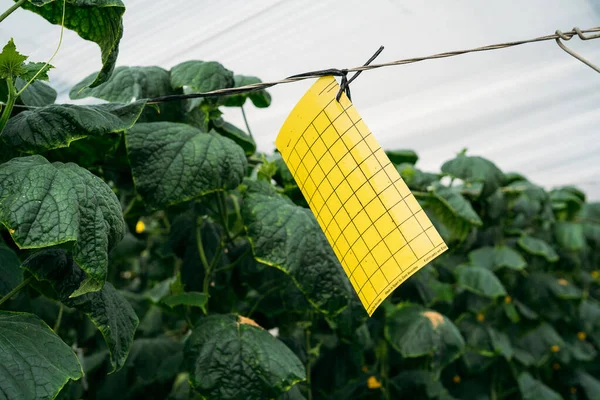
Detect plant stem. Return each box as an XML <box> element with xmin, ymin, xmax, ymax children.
<box><xmin>0</xmin><ymin>0</ymin><xmax>26</xmax><ymax>24</ymax></box>
<box><xmin>216</xmin><ymin>192</ymin><xmax>232</xmax><ymax>241</ymax></box>
<box><xmin>0</xmin><ymin>77</ymin><xmax>16</xmax><ymax>134</ymax></box>
<box><xmin>196</xmin><ymin>221</ymin><xmax>211</xmax><ymax>296</ymax></box>
<box><xmin>241</xmin><ymin>106</ymin><xmax>253</xmax><ymax>139</ymax></box>
<box><xmin>53</xmin><ymin>304</ymin><xmax>64</xmax><ymax>332</ymax></box>
<box><xmin>0</xmin><ymin>276</ymin><xmax>33</xmax><ymax>307</ymax></box>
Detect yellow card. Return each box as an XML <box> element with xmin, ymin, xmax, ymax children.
<box><xmin>276</xmin><ymin>76</ymin><xmax>448</xmax><ymax>316</ymax></box>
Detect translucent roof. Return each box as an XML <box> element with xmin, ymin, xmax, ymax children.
<box><xmin>1</xmin><ymin>0</ymin><xmax>599</xmax><ymax>199</ymax></box>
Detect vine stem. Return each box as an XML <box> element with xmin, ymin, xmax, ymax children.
<box><xmin>0</xmin><ymin>0</ymin><xmax>26</xmax><ymax>24</ymax></box>
<box><xmin>0</xmin><ymin>276</ymin><xmax>33</xmax><ymax>307</ymax></box>
<box><xmin>0</xmin><ymin>77</ymin><xmax>16</xmax><ymax>134</ymax></box>
<box><xmin>241</xmin><ymin>106</ymin><xmax>253</xmax><ymax>139</ymax></box>
<box><xmin>53</xmin><ymin>304</ymin><xmax>64</xmax><ymax>332</ymax></box>
<box><xmin>16</xmin><ymin>0</ymin><xmax>66</xmax><ymax>95</ymax></box>
<box><xmin>305</xmin><ymin>324</ymin><xmax>313</xmax><ymax>400</ymax></box>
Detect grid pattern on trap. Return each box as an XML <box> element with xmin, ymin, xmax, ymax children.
<box><xmin>276</xmin><ymin>76</ymin><xmax>447</xmax><ymax>315</ymax></box>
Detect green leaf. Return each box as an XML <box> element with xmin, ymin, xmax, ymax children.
<box><xmin>170</xmin><ymin>60</ymin><xmax>234</xmax><ymax>95</ymax></box>
<box><xmin>241</xmin><ymin>179</ymin><xmax>352</xmax><ymax>315</ymax></box>
<box><xmin>69</xmin><ymin>65</ymin><xmax>184</xmax><ymax>122</ymax></box>
<box><xmin>0</xmin><ymin>38</ymin><xmax>27</xmax><ymax>79</ymax></box>
<box><xmin>161</xmin><ymin>292</ymin><xmax>208</xmax><ymax>311</ymax></box>
<box><xmin>515</xmin><ymin>323</ymin><xmax>564</xmax><ymax>367</ymax></box>
<box><xmin>385</xmin><ymin>303</ymin><xmax>465</xmax><ymax>368</ymax></box>
<box><xmin>22</xmin><ymin>0</ymin><xmax>126</xmax><ymax>88</ymax></box>
<box><xmin>22</xmin><ymin>249</ymin><xmax>139</xmax><ymax>372</ymax></box>
<box><xmin>64</xmin><ymin>283</ymin><xmax>138</xmax><ymax>372</ymax></box>
<box><xmin>396</xmin><ymin>163</ymin><xmax>438</xmax><ymax>190</ymax></box>
<box><xmin>517</xmin><ymin>235</ymin><xmax>559</xmax><ymax>262</ymax></box>
<box><xmin>223</xmin><ymin>75</ymin><xmax>272</xmax><ymax>108</ymax></box>
<box><xmin>211</xmin><ymin>118</ymin><xmax>256</xmax><ymax>155</ymax></box>
<box><xmin>517</xmin><ymin>372</ymin><xmax>563</xmax><ymax>400</ymax></box>
<box><xmin>430</xmin><ymin>184</ymin><xmax>482</xmax><ymax>226</ymax></box>
<box><xmin>70</xmin><ymin>66</ymin><xmax>171</xmax><ymax>102</ymax></box>
<box><xmin>456</xmin><ymin>266</ymin><xmax>507</xmax><ymax>298</ymax></box>
<box><xmin>0</xmin><ymin>311</ymin><xmax>83</xmax><ymax>400</ymax></box>
<box><xmin>489</xmin><ymin>327</ymin><xmax>513</xmax><ymax>360</ymax></box>
<box><xmin>576</xmin><ymin>370</ymin><xmax>600</xmax><ymax>400</ymax></box>
<box><xmin>441</xmin><ymin>153</ymin><xmax>504</xmax><ymax>197</ymax></box>
<box><xmin>0</xmin><ymin>155</ymin><xmax>125</xmax><ymax>295</ymax></box>
<box><xmin>15</xmin><ymin>78</ymin><xmax>57</xmax><ymax>106</ymax></box>
<box><xmin>125</xmin><ymin>122</ymin><xmax>247</xmax><ymax>209</ymax></box>
<box><xmin>468</xmin><ymin>245</ymin><xmax>527</xmax><ymax>270</ymax></box>
<box><xmin>536</xmin><ymin>273</ymin><xmax>583</xmax><ymax>300</ymax></box>
<box><xmin>385</xmin><ymin>149</ymin><xmax>419</xmax><ymax>166</ymax></box>
<box><xmin>19</xmin><ymin>61</ymin><xmax>53</xmax><ymax>82</ymax></box>
<box><xmin>555</xmin><ymin>221</ymin><xmax>586</xmax><ymax>251</ymax></box>
<box><xmin>184</xmin><ymin>314</ymin><xmax>305</xmax><ymax>400</ymax></box>
<box><xmin>1</xmin><ymin>101</ymin><xmax>146</xmax><ymax>153</ymax></box>
<box><xmin>0</xmin><ymin>242</ymin><xmax>22</xmax><ymax>296</ymax></box>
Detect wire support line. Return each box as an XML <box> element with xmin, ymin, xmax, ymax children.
<box><xmin>3</xmin><ymin>26</ymin><xmax>599</xmax><ymax>110</ymax></box>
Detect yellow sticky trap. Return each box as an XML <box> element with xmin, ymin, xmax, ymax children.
<box><xmin>276</xmin><ymin>76</ymin><xmax>448</xmax><ymax>316</ymax></box>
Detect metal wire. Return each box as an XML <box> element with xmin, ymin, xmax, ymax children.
<box><xmin>3</xmin><ymin>26</ymin><xmax>599</xmax><ymax>109</ymax></box>
<box><xmin>145</xmin><ymin>26</ymin><xmax>600</xmax><ymax>104</ymax></box>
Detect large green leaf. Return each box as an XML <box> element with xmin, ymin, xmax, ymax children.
<box><xmin>0</xmin><ymin>155</ymin><xmax>125</xmax><ymax>295</ymax></box>
<box><xmin>170</xmin><ymin>60</ymin><xmax>233</xmax><ymax>108</ymax></box>
<box><xmin>22</xmin><ymin>249</ymin><xmax>139</xmax><ymax>372</ymax></box>
<box><xmin>125</xmin><ymin>122</ymin><xmax>247</xmax><ymax>209</ymax></box>
<box><xmin>517</xmin><ymin>373</ymin><xmax>563</xmax><ymax>400</ymax></box>
<box><xmin>21</xmin><ymin>0</ymin><xmax>126</xmax><ymax>88</ymax></box>
<box><xmin>385</xmin><ymin>149</ymin><xmax>419</xmax><ymax>166</ymax></box>
<box><xmin>441</xmin><ymin>153</ymin><xmax>504</xmax><ymax>197</ymax></box>
<box><xmin>183</xmin><ymin>314</ymin><xmax>305</xmax><ymax>400</ymax></box>
<box><xmin>69</xmin><ymin>66</ymin><xmax>183</xmax><ymax>122</ymax></box>
<box><xmin>424</xmin><ymin>184</ymin><xmax>482</xmax><ymax>242</ymax></box>
<box><xmin>555</xmin><ymin>221</ymin><xmax>586</xmax><ymax>251</ymax></box>
<box><xmin>1</xmin><ymin>101</ymin><xmax>145</xmax><ymax>153</ymax></box>
<box><xmin>70</xmin><ymin>66</ymin><xmax>171</xmax><ymax>102</ymax></box>
<box><xmin>468</xmin><ymin>245</ymin><xmax>526</xmax><ymax>271</ymax></box>
<box><xmin>533</xmin><ymin>273</ymin><xmax>583</xmax><ymax>300</ymax></box>
<box><xmin>211</xmin><ymin>118</ymin><xmax>256</xmax><ymax>155</ymax></box>
<box><xmin>15</xmin><ymin>78</ymin><xmax>57</xmax><ymax>106</ymax></box>
<box><xmin>0</xmin><ymin>311</ymin><xmax>83</xmax><ymax>400</ymax></box>
<box><xmin>385</xmin><ymin>303</ymin><xmax>465</xmax><ymax>368</ymax></box>
<box><xmin>241</xmin><ymin>179</ymin><xmax>352</xmax><ymax>315</ymax></box>
<box><xmin>397</xmin><ymin>163</ymin><xmax>438</xmax><ymax>190</ymax></box>
<box><xmin>0</xmin><ymin>242</ymin><xmax>21</xmax><ymax>296</ymax></box>
<box><xmin>517</xmin><ymin>235</ymin><xmax>559</xmax><ymax>262</ymax></box>
<box><xmin>515</xmin><ymin>323</ymin><xmax>564</xmax><ymax>367</ymax></box>
<box><xmin>456</xmin><ymin>266</ymin><xmax>507</xmax><ymax>298</ymax></box>
<box><xmin>223</xmin><ymin>75</ymin><xmax>271</xmax><ymax>108</ymax></box>
<box><xmin>161</xmin><ymin>292</ymin><xmax>208</xmax><ymax>311</ymax></box>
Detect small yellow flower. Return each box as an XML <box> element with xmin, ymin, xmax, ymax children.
<box><xmin>504</xmin><ymin>296</ymin><xmax>512</xmax><ymax>304</ymax></box>
<box><xmin>361</xmin><ymin>366</ymin><xmax>369</xmax><ymax>373</ymax></box>
<box><xmin>8</xmin><ymin>228</ymin><xmax>15</xmax><ymax>234</ymax></box>
<box><xmin>476</xmin><ymin>313</ymin><xmax>485</xmax><ymax>322</ymax></box>
<box><xmin>453</xmin><ymin>375</ymin><xmax>461</xmax><ymax>384</ymax></box>
<box><xmin>571</xmin><ymin>387</ymin><xmax>577</xmax><ymax>394</ymax></box>
<box><xmin>367</xmin><ymin>376</ymin><xmax>382</xmax><ymax>389</ymax></box>
<box><xmin>592</xmin><ymin>271</ymin><xmax>599</xmax><ymax>279</ymax></box>
<box><xmin>577</xmin><ymin>331</ymin><xmax>586</xmax><ymax>341</ymax></box>
<box><xmin>135</xmin><ymin>220</ymin><xmax>145</xmax><ymax>234</ymax></box>
<box><xmin>551</xmin><ymin>345</ymin><xmax>560</xmax><ymax>353</ymax></box>
<box><xmin>552</xmin><ymin>363</ymin><xmax>560</xmax><ymax>370</ymax></box>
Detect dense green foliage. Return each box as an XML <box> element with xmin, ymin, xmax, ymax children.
<box><xmin>1</xmin><ymin>2</ymin><xmax>600</xmax><ymax>399</ymax></box>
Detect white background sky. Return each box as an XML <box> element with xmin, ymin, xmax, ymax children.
<box><xmin>1</xmin><ymin>0</ymin><xmax>599</xmax><ymax>199</ymax></box>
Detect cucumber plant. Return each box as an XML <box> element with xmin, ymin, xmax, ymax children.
<box><xmin>0</xmin><ymin>2</ymin><xmax>599</xmax><ymax>400</ymax></box>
